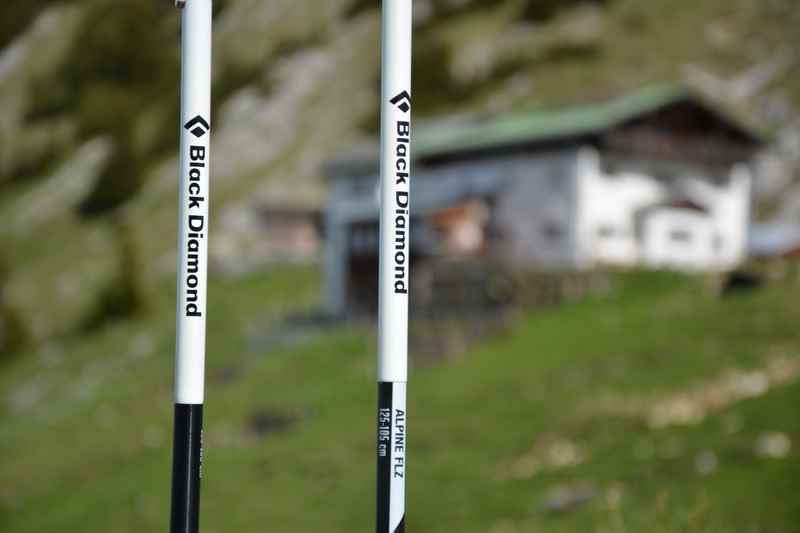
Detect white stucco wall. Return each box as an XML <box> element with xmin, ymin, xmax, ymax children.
<box><xmin>573</xmin><ymin>148</ymin><xmax>662</xmax><ymax>268</ymax></box>
<box><xmin>639</xmin><ymin>209</ymin><xmax>717</xmax><ymax>270</ymax></box>
<box><xmin>715</xmin><ymin>164</ymin><xmax>752</xmax><ymax>267</ymax></box>
<box><xmin>573</xmin><ymin>147</ymin><xmax>751</xmax><ymax>272</ymax></box>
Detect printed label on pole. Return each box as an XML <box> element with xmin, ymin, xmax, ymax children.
<box><xmin>182</xmin><ymin>138</ymin><xmax>209</xmax><ymax>319</ymax></box>
<box><xmin>390</xmin><ymin>92</ymin><xmax>411</xmax><ymax>296</ymax></box>
<box><xmin>377</xmin><ymin>382</ymin><xmax>406</xmax><ymax>533</ymax></box>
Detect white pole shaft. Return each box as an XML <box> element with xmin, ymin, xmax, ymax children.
<box><xmin>175</xmin><ymin>0</ymin><xmax>212</xmax><ymax>406</ymax></box>
<box><xmin>377</xmin><ymin>2</ymin><xmax>412</xmax><ymax>532</ymax></box>
<box><xmin>378</xmin><ymin>0</ymin><xmax>412</xmax><ymax>384</ymax></box>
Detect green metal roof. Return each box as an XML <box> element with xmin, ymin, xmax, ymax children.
<box><xmin>327</xmin><ymin>84</ymin><xmax>763</xmax><ymax>178</ymax></box>
<box><xmin>412</xmin><ymin>84</ymin><xmax>758</xmax><ymax>159</ymax></box>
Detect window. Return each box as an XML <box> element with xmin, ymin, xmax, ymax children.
<box><xmin>713</xmin><ymin>233</ymin><xmax>724</xmax><ymax>254</ymax></box>
<box><xmin>597</xmin><ymin>225</ymin><xmax>616</xmax><ymax>239</ymax></box>
<box><xmin>542</xmin><ymin>221</ymin><xmax>564</xmax><ymax>242</ymax></box>
<box><xmin>670</xmin><ymin>229</ymin><xmax>692</xmax><ymax>243</ymax></box>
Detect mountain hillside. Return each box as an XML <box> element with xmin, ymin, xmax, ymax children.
<box><xmin>0</xmin><ymin>0</ymin><xmax>798</xmax><ymax>341</ymax></box>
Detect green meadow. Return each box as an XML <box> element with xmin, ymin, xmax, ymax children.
<box><xmin>2</xmin><ymin>270</ymin><xmax>798</xmax><ymax>532</ymax></box>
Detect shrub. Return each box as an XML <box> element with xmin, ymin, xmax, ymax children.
<box><xmin>0</xmin><ymin>254</ymin><xmax>31</xmax><ymax>361</ymax></box>
<box><xmin>81</xmin><ymin>216</ymin><xmax>149</xmax><ymax>330</ymax></box>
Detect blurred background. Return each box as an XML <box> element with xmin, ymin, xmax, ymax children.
<box><xmin>2</xmin><ymin>0</ymin><xmax>800</xmax><ymax>531</ymax></box>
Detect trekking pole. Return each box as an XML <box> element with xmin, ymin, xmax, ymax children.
<box><xmin>169</xmin><ymin>1</ymin><xmax>212</xmax><ymax>532</ymax></box>
<box><xmin>376</xmin><ymin>2</ymin><xmax>412</xmax><ymax>532</ymax></box>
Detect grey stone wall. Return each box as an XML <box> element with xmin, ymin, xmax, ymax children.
<box><xmin>324</xmin><ymin>148</ymin><xmax>582</xmax><ymax>315</ymax></box>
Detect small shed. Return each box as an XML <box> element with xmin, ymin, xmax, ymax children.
<box><xmin>213</xmin><ymin>204</ymin><xmax>323</xmax><ymax>276</ymax></box>
<box><xmin>750</xmin><ymin>223</ymin><xmax>800</xmax><ymax>259</ymax></box>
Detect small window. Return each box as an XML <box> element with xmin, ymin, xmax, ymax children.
<box><xmin>542</xmin><ymin>221</ymin><xmax>564</xmax><ymax>242</ymax></box>
<box><xmin>599</xmin><ymin>156</ymin><xmax>620</xmax><ymax>175</ymax></box>
<box><xmin>713</xmin><ymin>233</ymin><xmax>724</xmax><ymax>253</ymax></box>
<box><xmin>597</xmin><ymin>225</ymin><xmax>616</xmax><ymax>239</ymax></box>
<box><xmin>350</xmin><ymin>179</ymin><xmax>372</xmax><ymax>194</ymax></box>
<box><xmin>670</xmin><ymin>229</ymin><xmax>692</xmax><ymax>243</ymax></box>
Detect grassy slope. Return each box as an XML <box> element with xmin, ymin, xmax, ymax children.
<box><xmin>1</xmin><ymin>271</ymin><xmax>799</xmax><ymax>532</ymax></box>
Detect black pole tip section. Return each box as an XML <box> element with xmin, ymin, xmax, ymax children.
<box><xmin>171</xmin><ymin>404</ymin><xmax>203</xmax><ymax>533</ymax></box>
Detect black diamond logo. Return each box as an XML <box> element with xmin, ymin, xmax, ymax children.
<box><xmin>184</xmin><ymin>115</ymin><xmax>210</xmax><ymax>138</ymax></box>
<box><xmin>390</xmin><ymin>91</ymin><xmax>411</xmax><ymax>113</ymax></box>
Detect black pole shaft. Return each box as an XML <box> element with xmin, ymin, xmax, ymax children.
<box><xmin>170</xmin><ymin>404</ymin><xmax>203</xmax><ymax>533</ymax></box>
